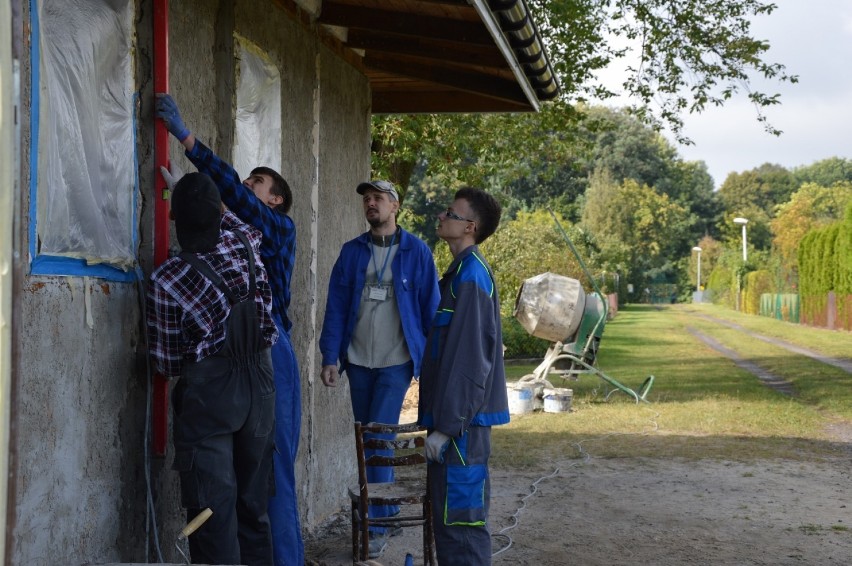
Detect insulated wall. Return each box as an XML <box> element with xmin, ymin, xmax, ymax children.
<box><xmin>11</xmin><ymin>0</ymin><xmax>371</xmax><ymax>563</ymax></box>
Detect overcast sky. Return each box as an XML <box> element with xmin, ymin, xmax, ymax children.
<box><xmin>600</xmin><ymin>0</ymin><xmax>852</xmax><ymax>189</ymax></box>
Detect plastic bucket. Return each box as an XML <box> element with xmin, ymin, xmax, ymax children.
<box><xmin>542</xmin><ymin>388</ymin><xmax>573</xmax><ymax>413</ymax></box>
<box><xmin>507</xmin><ymin>385</ymin><xmax>535</xmax><ymax>415</ymax></box>
<box><xmin>517</xmin><ymin>375</ymin><xmax>553</xmax><ymax>411</ymax></box>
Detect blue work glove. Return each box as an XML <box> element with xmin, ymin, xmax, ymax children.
<box><xmin>425</xmin><ymin>431</ymin><xmax>451</xmax><ymax>463</ymax></box>
<box><xmin>155</xmin><ymin>94</ymin><xmax>190</xmax><ymax>142</ymax></box>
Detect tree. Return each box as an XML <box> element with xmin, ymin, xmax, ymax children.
<box><xmin>689</xmin><ymin>235</ymin><xmax>723</xmax><ymax>291</ymax></box>
<box><xmin>580</xmin><ymin>171</ymin><xmax>690</xmax><ymax>288</ymax></box>
<box><xmin>791</xmin><ymin>157</ymin><xmax>852</xmax><ymax>188</ymax></box>
<box><xmin>577</xmin><ymin>106</ymin><xmax>674</xmax><ymax>188</ymax></box>
<box><xmin>717</xmin><ymin>163</ymin><xmax>797</xmax><ymax>250</ymax></box>
<box><xmin>771</xmin><ymin>181</ymin><xmax>852</xmax><ymax>273</ymax></box>
<box><xmin>533</xmin><ymin>0</ymin><xmax>796</xmax><ymax>142</ymax></box>
<box><xmin>658</xmin><ymin>159</ymin><xmax>723</xmax><ymax>248</ymax></box>
<box><xmin>371</xmin><ymin>101</ymin><xmax>587</xmax><ymax>200</ymax></box>
<box><xmin>372</xmin><ymin>1</ymin><xmax>796</xmax><ymax>191</ymax></box>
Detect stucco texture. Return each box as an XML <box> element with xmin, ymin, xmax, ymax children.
<box><xmin>11</xmin><ymin>0</ymin><xmax>372</xmax><ymax>563</ymax></box>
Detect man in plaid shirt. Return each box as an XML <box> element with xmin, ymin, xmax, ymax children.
<box><xmin>156</xmin><ymin>93</ymin><xmax>304</xmax><ymax>565</ymax></box>
<box><xmin>147</xmin><ymin>172</ymin><xmax>278</xmax><ymax>565</ymax></box>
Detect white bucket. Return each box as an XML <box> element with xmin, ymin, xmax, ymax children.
<box><xmin>507</xmin><ymin>385</ymin><xmax>535</xmax><ymax>415</ymax></box>
<box><xmin>542</xmin><ymin>388</ymin><xmax>573</xmax><ymax>413</ymax></box>
<box><xmin>517</xmin><ymin>375</ymin><xmax>552</xmax><ymax>411</ymax></box>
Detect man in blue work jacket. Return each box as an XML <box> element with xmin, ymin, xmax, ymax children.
<box><xmin>419</xmin><ymin>186</ymin><xmax>510</xmax><ymax>566</ymax></box>
<box><xmin>319</xmin><ymin>180</ymin><xmax>440</xmax><ymax>559</ymax></box>
<box><xmin>156</xmin><ymin>94</ymin><xmax>303</xmax><ymax>566</ymax></box>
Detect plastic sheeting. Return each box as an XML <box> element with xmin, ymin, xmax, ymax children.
<box><xmin>233</xmin><ymin>36</ymin><xmax>282</xmax><ymax>179</ymax></box>
<box><xmin>35</xmin><ymin>0</ymin><xmax>135</xmax><ymax>269</ymax></box>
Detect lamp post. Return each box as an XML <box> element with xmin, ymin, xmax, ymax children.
<box><xmin>692</xmin><ymin>246</ymin><xmax>702</xmax><ymax>292</ymax></box>
<box><xmin>733</xmin><ymin>217</ymin><xmax>748</xmax><ymax>262</ymax></box>
<box><xmin>733</xmin><ymin>217</ymin><xmax>749</xmax><ymax>310</ymax></box>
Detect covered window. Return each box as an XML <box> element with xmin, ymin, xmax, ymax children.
<box><xmin>233</xmin><ymin>35</ymin><xmax>281</xmax><ymax>177</ymax></box>
<box><xmin>30</xmin><ymin>0</ymin><xmax>136</xmax><ymax>280</ymax></box>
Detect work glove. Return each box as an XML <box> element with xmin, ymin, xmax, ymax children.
<box><xmin>159</xmin><ymin>162</ymin><xmax>185</xmax><ymax>192</ymax></box>
<box><xmin>425</xmin><ymin>431</ymin><xmax>451</xmax><ymax>463</ymax></box>
<box><xmin>155</xmin><ymin>93</ymin><xmax>190</xmax><ymax>142</ymax></box>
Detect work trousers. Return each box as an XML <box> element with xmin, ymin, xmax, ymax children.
<box><xmin>346</xmin><ymin>361</ymin><xmax>413</xmax><ymax>533</ymax></box>
<box><xmin>268</xmin><ymin>320</ymin><xmax>304</xmax><ymax>566</ymax></box>
<box><xmin>428</xmin><ymin>426</ymin><xmax>493</xmax><ymax>566</ymax></box>
<box><xmin>172</xmin><ymin>348</ymin><xmax>275</xmax><ymax>566</ymax></box>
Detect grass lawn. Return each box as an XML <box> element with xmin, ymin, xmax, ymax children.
<box><xmin>493</xmin><ymin>304</ymin><xmax>852</xmax><ymax>468</ymax></box>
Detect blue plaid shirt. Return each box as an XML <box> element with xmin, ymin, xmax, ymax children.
<box><xmin>186</xmin><ymin>140</ymin><xmax>296</xmax><ymax>332</ymax></box>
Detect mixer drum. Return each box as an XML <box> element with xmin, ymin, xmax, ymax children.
<box><xmin>513</xmin><ymin>272</ymin><xmax>586</xmax><ymax>342</ymax></box>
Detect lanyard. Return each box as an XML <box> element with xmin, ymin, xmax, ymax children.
<box><xmin>370</xmin><ymin>231</ymin><xmax>397</xmax><ymax>285</ymax></box>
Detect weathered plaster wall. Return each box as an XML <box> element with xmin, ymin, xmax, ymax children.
<box><xmin>11</xmin><ymin>0</ymin><xmax>371</xmax><ymax>563</ymax></box>
<box><xmin>15</xmin><ymin>280</ymin><xmax>147</xmax><ymax>563</ymax></box>
<box><xmin>306</xmin><ymin>41</ymin><xmax>373</xmax><ymax>527</ymax></box>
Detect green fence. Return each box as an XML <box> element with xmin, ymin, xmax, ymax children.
<box><xmin>759</xmin><ymin>293</ymin><xmax>800</xmax><ymax>324</ymax></box>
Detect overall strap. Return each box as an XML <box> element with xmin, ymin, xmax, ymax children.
<box><xmin>179</xmin><ymin>229</ymin><xmax>256</xmax><ymax>304</ymax></box>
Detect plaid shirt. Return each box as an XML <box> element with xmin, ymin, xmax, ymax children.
<box><xmin>187</xmin><ymin>140</ymin><xmax>296</xmax><ymax>331</ymax></box>
<box><xmin>146</xmin><ymin>211</ymin><xmax>278</xmax><ymax>378</ymax></box>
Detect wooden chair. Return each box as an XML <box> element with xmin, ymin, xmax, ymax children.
<box><xmin>349</xmin><ymin>421</ymin><xmax>435</xmax><ymax>564</ymax></box>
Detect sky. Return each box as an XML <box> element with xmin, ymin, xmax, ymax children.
<box><xmin>600</xmin><ymin>0</ymin><xmax>852</xmax><ymax>189</ymax></box>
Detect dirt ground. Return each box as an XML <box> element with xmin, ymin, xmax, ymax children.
<box><xmin>305</xmin><ymin>387</ymin><xmax>852</xmax><ymax>566</ymax></box>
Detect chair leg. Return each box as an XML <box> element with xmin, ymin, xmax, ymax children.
<box><xmin>360</xmin><ymin>506</ymin><xmax>370</xmax><ymax>561</ymax></box>
<box><xmin>351</xmin><ymin>501</ymin><xmax>359</xmax><ymax>565</ymax></box>
<box><xmin>423</xmin><ymin>501</ymin><xmax>434</xmax><ymax>566</ymax></box>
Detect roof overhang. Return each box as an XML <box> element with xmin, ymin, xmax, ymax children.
<box><xmin>313</xmin><ymin>0</ymin><xmax>559</xmax><ymax>114</ymax></box>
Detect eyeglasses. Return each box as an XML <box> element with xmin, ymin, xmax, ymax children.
<box><xmin>442</xmin><ymin>208</ymin><xmax>476</xmax><ymax>223</ymax></box>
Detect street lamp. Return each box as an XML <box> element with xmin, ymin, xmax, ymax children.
<box><xmin>691</xmin><ymin>246</ymin><xmax>702</xmax><ymax>292</ymax></box>
<box><xmin>733</xmin><ymin>217</ymin><xmax>748</xmax><ymax>311</ymax></box>
<box><xmin>733</xmin><ymin>217</ymin><xmax>748</xmax><ymax>262</ymax></box>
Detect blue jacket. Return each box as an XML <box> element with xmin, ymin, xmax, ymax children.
<box><xmin>418</xmin><ymin>245</ymin><xmax>510</xmax><ymax>436</ymax></box>
<box><xmin>319</xmin><ymin>228</ymin><xmax>440</xmax><ymax>376</ymax></box>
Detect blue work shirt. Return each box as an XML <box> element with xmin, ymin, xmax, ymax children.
<box><xmin>319</xmin><ymin>228</ymin><xmax>440</xmax><ymax>376</ymax></box>
<box><xmin>186</xmin><ymin>140</ymin><xmax>296</xmax><ymax>332</ymax></box>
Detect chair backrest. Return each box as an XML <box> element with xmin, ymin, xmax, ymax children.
<box><xmin>354</xmin><ymin>421</ymin><xmax>427</xmax><ymax>486</ymax></box>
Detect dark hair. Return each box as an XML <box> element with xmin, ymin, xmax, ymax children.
<box><xmin>251</xmin><ymin>166</ymin><xmax>293</xmax><ymax>214</ymax></box>
<box><xmin>455</xmin><ymin>186</ymin><xmax>501</xmax><ymax>244</ymax></box>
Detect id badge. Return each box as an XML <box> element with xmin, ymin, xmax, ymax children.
<box><xmin>368</xmin><ymin>286</ymin><xmax>389</xmax><ymax>301</ymax></box>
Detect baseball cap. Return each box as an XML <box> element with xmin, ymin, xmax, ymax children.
<box><xmin>356</xmin><ymin>180</ymin><xmax>399</xmax><ymax>201</ymax></box>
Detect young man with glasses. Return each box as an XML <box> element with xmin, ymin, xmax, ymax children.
<box><xmin>419</xmin><ymin>186</ymin><xmax>510</xmax><ymax>566</ymax></box>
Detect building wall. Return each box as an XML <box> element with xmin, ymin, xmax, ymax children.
<box><xmin>15</xmin><ymin>281</ymin><xmax>148</xmax><ymax>563</ymax></box>
<box><xmin>10</xmin><ymin>0</ymin><xmax>370</xmax><ymax>562</ymax></box>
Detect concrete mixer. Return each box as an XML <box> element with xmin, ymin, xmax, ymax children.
<box><xmin>509</xmin><ymin>211</ymin><xmax>654</xmax><ymax>405</ymax></box>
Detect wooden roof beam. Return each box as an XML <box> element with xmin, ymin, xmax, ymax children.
<box><xmin>319</xmin><ymin>2</ymin><xmax>493</xmax><ymax>45</ymax></box>
<box><xmin>364</xmin><ymin>54</ymin><xmax>527</xmax><ymax>105</ymax></box>
<box><xmin>346</xmin><ymin>30</ymin><xmax>506</xmax><ymax>68</ymax></box>
<box><xmin>372</xmin><ymin>90</ymin><xmax>533</xmax><ymax>113</ymax></box>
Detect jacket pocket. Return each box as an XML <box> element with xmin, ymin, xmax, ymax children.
<box><xmin>430</xmin><ymin>309</ymin><xmax>453</xmax><ymax>360</ymax></box>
